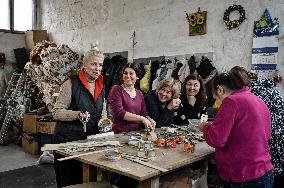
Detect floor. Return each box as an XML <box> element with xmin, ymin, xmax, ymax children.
<box><xmin>0</xmin><ymin>143</ymin><xmax>57</xmax><ymax>188</ymax></box>
<box><xmin>0</xmin><ymin>143</ymin><xmax>38</xmax><ymax>172</ymax></box>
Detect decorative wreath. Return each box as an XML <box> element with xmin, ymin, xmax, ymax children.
<box><xmin>223</xmin><ymin>5</ymin><xmax>246</xmax><ymax>30</ymax></box>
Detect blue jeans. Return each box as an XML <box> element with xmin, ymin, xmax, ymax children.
<box><xmin>224</xmin><ymin>170</ymin><xmax>274</xmax><ymax>188</ymax></box>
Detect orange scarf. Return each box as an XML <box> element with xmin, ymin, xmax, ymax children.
<box><xmin>78</xmin><ymin>69</ymin><xmax>103</xmax><ymax>102</ymax></box>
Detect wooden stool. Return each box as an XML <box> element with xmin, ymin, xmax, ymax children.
<box><xmin>63</xmin><ymin>181</ymin><xmax>114</xmax><ymax>188</ymax></box>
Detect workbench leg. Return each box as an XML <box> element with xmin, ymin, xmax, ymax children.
<box><xmin>139</xmin><ymin>177</ymin><xmax>159</xmax><ymax>188</ymax></box>
<box><xmin>200</xmin><ymin>158</ymin><xmax>208</xmax><ymax>174</ymax></box>
<box><xmin>96</xmin><ymin>167</ymin><xmax>103</xmax><ymax>181</ymax></box>
<box><xmin>82</xmin><ymin>163</ymin><xmax>96</xmax><ymax>183</ymax></box>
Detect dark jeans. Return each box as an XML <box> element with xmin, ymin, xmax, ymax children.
<box><xmin>224</xmin><ymin>170</ymin><xmax>274</xmax><ymax>188</ymax></box>
<box><xmin>273</xmin><ymin>171</ymin><xmax>284</xmax><ymax>188</ymax></box>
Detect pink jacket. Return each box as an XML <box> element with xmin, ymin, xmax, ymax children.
<box><xmin>204</xmin><ymin>87</ymin><xmax>273</xmax><ymax>182</ymax></box>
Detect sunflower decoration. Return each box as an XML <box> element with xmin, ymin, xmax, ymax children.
<box><xmin>197</xmin><ymin>15</ymin><xmax>205</xmax><ymax>25</ymax></box>
<box><xmin>190</xmin><ymin>19</ymin><xmax>197</xmax><ymax>27</ymax></box>
<box><xmin>186</xmin><ymin>8</ymin><xmax>207</xmax><ymax>36</ymax></box>
<box><xmin>189</xmin><ymin>13</ymin><xmax>196</xmax><ymax>23</ymax></box>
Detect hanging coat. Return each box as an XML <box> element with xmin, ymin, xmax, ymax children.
<box><xmin>250</xmin><ymin>79</ymin><xmax>284</xmax><ymax>175</ymax></box>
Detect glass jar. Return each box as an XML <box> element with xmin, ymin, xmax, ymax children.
<box><xmin>146</xmin><ymin>149</ymin><xmax>156</xmax><ymax>157</ymax></box>
<box><xmin>137</xmin><ymin>148</ymin><xmax>146</xmax><ymax>157</ymax></box>
<box><xmin>183</xmin><ymin>141</ymin><xmax>191</xmax><ymax>153</ymax></box>
<box><xmin>183</xmin><ymin>139</ymin><xmax>195</xmax><ymax>153</ymax></box>
<box><xmin>144</xmin><ymin>141</ymin><xmax>154</xmax><ymax>150</ymax></box>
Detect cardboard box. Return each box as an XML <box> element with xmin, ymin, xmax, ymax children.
<box><xmin>25</xmin><ymin>30</ymin><xmax>48</xmax><ymax>50</ymax></box>
<box><xmin>37</xmin><ymin>121</ymin><xmax>56</xmax><ymax>134</ymax></box>
<box><xmin>23</xmin><ymin>113</ymin><xmax>38</xmax><ymax>134</ymax></box>
<box><xmin>22</xmin><ymin>135</ymin><xmax>39</xmax><ymax>155</ymax></box>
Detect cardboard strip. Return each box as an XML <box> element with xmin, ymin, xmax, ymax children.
<box><xmin>41</xmin><ymin>141</ymin><xmax>121</xmax><ymax>151</ymax></box>
<box><xmin>57</xmin><ymin>148</ymin><xmax>114</xmax><ymax>161</ymax></box>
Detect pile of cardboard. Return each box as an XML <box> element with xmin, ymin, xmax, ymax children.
<box><xmin>22</xmin><ymin>112</ymin><xmax>55</xmax><ymax>155</ymax></box>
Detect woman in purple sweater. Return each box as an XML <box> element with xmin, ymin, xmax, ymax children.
<box><xmin>108</xmin><ymin>63</ymin><xmax>155</xmax><ymax>133</ymax></box>
<box><xmin>199</xmin><ymin>72</ymin><xmax>274</xmax><ymax>188</ymax></box>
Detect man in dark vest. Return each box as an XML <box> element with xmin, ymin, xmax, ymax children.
<box><xmin>52</xmin><ymin>46</ymin><xmax>104</xmax><ymax>187</ymax></box>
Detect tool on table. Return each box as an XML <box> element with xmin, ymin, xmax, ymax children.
<box><xmin>121</xmin><ymin>152</ymin><xmax>150</xmax><ymax>162</ymax></box>
<box><xmin>121</xmin><ymin>154</ymin><xmax>168</xmax><ymax>172</ymax></box>
<box><xmin>79</xmin><ymin>111</ymin><xmax>90</xmax><ymax>132</ymax></box>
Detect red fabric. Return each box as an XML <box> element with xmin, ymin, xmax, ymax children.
<box><xmin>78</xmin><ymin>69</ymin><xmax>103</xmax><ymax>102</ymax></box>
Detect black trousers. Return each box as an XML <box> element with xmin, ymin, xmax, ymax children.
<box><xmin>54</xmin><ymin>152</ymin><xmax>83</xmax><ymax>188</ymax></box>
<box><xmin>53</xmin><ymin>126</ymin><xmax>86</xmax><ymax>188</ymax></box>
<box><xmin>110</xmin><ymin>173</ymin><xmax>138</xmax><ymax>188</ymax></box>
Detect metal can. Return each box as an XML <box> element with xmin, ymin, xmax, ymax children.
<box><xmin>146</xmin><ymin>149</ymin><xmax>156</xmax><ymax>157</ymax></box>
<box><xmin>137</xmin><ymin>148</ymin><xmax>146</xmax><ymax>157</ymax></box>
<box><xmin>128</xmin><ymin>138</ymin><xmax>139</xmax><ymax>147</ymax></box>
<box><xmin>183</xmin><ymin>141</ymin><xmax>195</xmax><ymax>153</ymax></box>
<box><xmin>144</xmin><ymin>141</ymin><xmax>154</xmax><ymax>150</ymax></box>
<box><xmin>156</xmin><ymin>136</ymin><xmax>166</xmax><ymax>147</ymax></box>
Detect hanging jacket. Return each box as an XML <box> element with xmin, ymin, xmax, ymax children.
<box><xmin>152</xmin><ymin>63</ymin><xmax>167</xmax><ymax>90</ymax></box>
<box><xmin>164</xmin><ymin>59</ymin><xmax>175</xmax><ymax>80</ymax></box>
<box><xmin>250</xmin><ymin>79</ymin><xmax>284</xmax><ymax>175</ymax></box>
<box><xmin>171</xmin><ymin>61</ymin><xmax>183</xmax><ymax>80</ymax></box>
<box><xmin>188</xmin><ymin>55</ymin><xmax>197</xmax><ymax>74</ymax></box>
<box><xmin>0</xmin><ymin>69</ymin><xmax>7</xmax><ymax>97</ymax></box>
<box><xmin>149</xmin><ymin>60</ymin><xmax>160</xmax><ymax>91</ymax></box>
<box><xmin>140</xmin><ymin>61</ymin><xmax>152</xmax><ymax>93</ymax></box>
<box><xmin>178</xmin><ymin>58</ymin><xmax>191</xmax><ymax>83</ymax></box>
<box><xmin>105</xmin><ymin>55</ymin><xmax>127</xmax><ymax>97</ymax></box>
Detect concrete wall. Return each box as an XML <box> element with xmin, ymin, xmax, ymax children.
<box><xmin>37</xmin><ymin>0</ymin><xmax>284</xmax><ymax>91</ymax></box>
<box><xmin>0</xmin><ymin>32</ymin><xmax>26</xmax><ymax>78</ymax></box>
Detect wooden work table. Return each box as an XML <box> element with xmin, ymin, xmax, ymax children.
<box><xmin>55</xmin><ymin>132</ymin><xmax>215</xmax><ymax>188</ymax></box>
